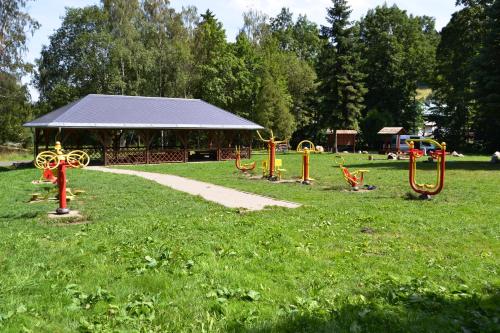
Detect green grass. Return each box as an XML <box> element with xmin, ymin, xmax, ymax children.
<box><xmin>0</xmin><ymin>150</ymin><xmax>33</xmax><ymax>162</ymax></box>
<box><xmin>0</xmin><ymin>153</ymin><xmax>498</xmax><ymax>332</ymax></box>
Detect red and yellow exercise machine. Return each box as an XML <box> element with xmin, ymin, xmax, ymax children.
<box><xmin>296</xmin><ymin>140</ymin><xmax>317</xmax><ymax>184</ymax></box>
<box><xmin>406</xmin><ymin>139</ymin><xmax>446</xmax><ymax>199</ymax></box>
<box><xmin>335</xmin><ymin>156</ymin><xmax>370</xmax><ymax>191</ymax></box>
<box><xmin>234</xmin><ymin>146</ymin><xmax>256</xmax><ymax>173</ymax></box>
<box><xmin>257</xmin><ymin>130</ymin><xmax>287</xmax><ymax>180</ymax></box>
<box><xmin>34</xmin><ymin>141</ymin><xmax>90</xmax><ymax>214</ymax></box>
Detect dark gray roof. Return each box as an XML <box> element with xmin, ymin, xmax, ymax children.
<box><xmin>24</xmin><ymin>94</ymin><xmax>263</xmax><ymax>130</ymax></box>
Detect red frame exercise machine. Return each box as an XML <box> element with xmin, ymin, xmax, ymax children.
<box><xmin>34</xmin><ymin>141</ymin><xmax>90</xmax><ymax>214</ymax></box>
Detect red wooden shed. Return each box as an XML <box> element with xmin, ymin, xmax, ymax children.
<box><xmin>377</xmin><ymin>127</ymin><xmax>405</xmax><ymax>153</ymax></box>
<box><xmin>327</xmin><ymin>129</ymin><xmax>358</xmax><ymax>152</ymax></box>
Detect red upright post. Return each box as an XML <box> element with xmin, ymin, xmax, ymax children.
<box><xmin>56</xmin><ymin>161</ymin><xmax>69</xmax><ymax>214</ymax></box>
<box><xmin>269</xmin><ymin>140</ymin><xmax>276</xmax><ymax>178</ymax></box>
<box><xmin>303</xmin><ymin>153</ymin><xmax>309</xmax><ymax>181</ymax></box>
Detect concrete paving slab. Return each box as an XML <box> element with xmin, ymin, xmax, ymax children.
<box><xmin>87</xmin><ymin>166</ymin><xmax>301</xmax><ymax>211</ymax></box>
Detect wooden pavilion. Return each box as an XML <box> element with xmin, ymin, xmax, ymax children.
<box><xmin>326</xmin><ymin>129</ymin><xmax>357</xmax><ymax>152</ymax></box>
<box><xmin>24</xmin><ymin>94</ymin><xmax>263</xmax><ymax>165</ymax></box>
<box><xmin>377</xmin><ymin>127</ymin><xmax>405</xmax><ymax>153</ymax></box>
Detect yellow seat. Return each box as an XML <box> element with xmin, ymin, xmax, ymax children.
<box><xmin>262</xmin><ymin>160</ymin><xmax>268</xmax><ymax>177</ymax></box>
<box><xmin>275</xmin><ymin>159</ymin><xmax>286</xmax><ymax>180</ymax></box>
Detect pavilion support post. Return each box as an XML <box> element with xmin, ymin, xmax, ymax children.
<box><xmin>61</xmin><ymin>129</ymin><xmax>72</xmax><ymax>146</ymax></box>
<box><xmin>44</xmin><ymin>128</ymin><xmax>50</xmax><ymax>150</ymax></box>
<box><xmin>34</xmin><ymin>128</ymin><xmax>40</xmax><ymax>160</ymax></box>
<box><xmin>146</xmin><ymin>133</ymin><xmax>150</xmax><ymax>164</ymax></box>
<box><xmin>334</xmin><ymin>130</ymin><xmax>338</xmax><ymax>153</ymax></box>
<box><xmin>224</xmin><ymin>130</ymin><xmax>236</xmax><ymax>160</ymax></box>
<box><xmin>139</xmin><ymin>130</ymin><xmax>154</xmax><ymax>164</ymax></box>
<box><xmin>247</xmin><ymin>131</ymin><xmax>253</xmax><ymax>159</ymax></box>
<box><xmin>175</xmin><ymin>130</ymin><xmax>189</xmax><ymax>163</ymax></box>
<box><xmin>353</xmin><ymin>135</ymin><xmax>356</xmax><ymax>153</ymax></box>
<box><xmin>396</xmin><ymin>134</ymin><xmax>401</xmax><ymax>153</ymax></box>
<box><xmin>95</xmin><ymin>130</ymin><xmax>112</xmax><ymax>165</ymax></box>
<box><xmin>213</xmin><ymin>130</ymin><xmax>223</xmax><ymax>161</ymax></box>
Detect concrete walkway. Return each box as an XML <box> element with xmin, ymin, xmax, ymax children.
<box><xmin>0</xmin><ymin>160</ymin><xmax>32</xmax><ymax>167</ymax></box>
<box><xmin>87</xmin><ymin>166</ymin><xmax>301</xmax><ymax>211</ymax></box>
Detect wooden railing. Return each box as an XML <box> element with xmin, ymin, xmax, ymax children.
<box><xmin>38</xmin><ymin>146</ymin><xmax>251</xmax><ymax>165</ymax></box>
<box><xmin>149</xmin><ymin>149</ymin><xmax>186</xmax><ymax>163</ymax></box>
<box><xmin>218</xmin><ymin>147</ymin><xmax>250</xmax><ymax>160</ymax></box>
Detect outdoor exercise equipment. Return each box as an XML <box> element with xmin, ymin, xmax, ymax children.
<box><xmin>406</xmin><ymin>139</ymin><xmax>446</xmax><ymax>199</ymax></box>
<box><xmin>234</xmin><ymin>146</ymin><xmax>256</xmax><ymax>173</ymax></box>
<box><xmin>296</xmin><ymin>140</ymin><xmax>317</xmax><ymax>184</ymax></box>
<box><xmin>34</xmin><ymin>141</ymin><xmax>89</xmax><ymax>214</ymax></box>
<box><xmin>257</xmin><ymin>130</ymin><xmax>287</xmax><ymax>180</ymax></box>
<box><xmin>335</xmin><ymin>156</ymin><xmax>371</xmax><ymax>191</ymax></box>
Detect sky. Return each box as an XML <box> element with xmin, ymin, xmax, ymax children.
<box><xmin>23</xmin><ymin>0</ymin><xmax>460</xmax><ymax>101</ymax></box>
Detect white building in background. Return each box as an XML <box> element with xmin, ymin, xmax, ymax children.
<box><xmin>419</xmin><ymin>101</ymin><xmax>438</xmax><ymax>137</ymax></box>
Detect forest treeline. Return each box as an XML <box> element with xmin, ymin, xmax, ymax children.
<box><xmin>1</xmin><ymin>0</ymin><xmax>499</xmax><ymax>151</ymax></box>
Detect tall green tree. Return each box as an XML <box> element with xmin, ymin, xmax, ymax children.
<box><xmin>103</xmin><ymin>0</ymin><xmax>150</xmax><ymax>95</ymax></box>
<box><xmin>241</xmin><ymin>9</ymin><xmax>269</xmax><ymax>45</ymax></box>
<box><xmin>254</xmin><ymin>71</ymin><xmax>294</xmax><ymax>139</ymax></box>
<box><xmin>359</xmin><ymin>4</ymin><xmax>439</xmax><ymax>142</ymax></box>
<box><xmin>270</xmin><ymin>8</ymin><xmax>322</xmax><ymax>64</ymax></box>
<box><xmin>192</xmin><ymin>10</ymin><xmax>241</xmax><ymax>109</ymax></box>
<box><xmin>229</xmin><ymin>32</ymin><xmax>261</xmax><ymax>119</ymax></box>
<box><xmin>35</xmin><ymin>6</ymin><xmax>115</xmax><ymax>109</ymax></box>
<box><xmin>0</xmin><ymin>0</ymin><xmax>40</xmax><ymax>75</ymax></box>
<box><xmin>0</xmin><ymin>0</ymin><xmax>39</xmax><ymax>144</ymax></box>
<box><xmin>318</xmin><ymin>0</ymin><xmax>367</xmax><ymax>150</ymax></box>
<box><xmin>266</xmin><ymin>8</ymin><xmax>320</xmax><ymax>140</ymax></box>
<box><xmin>432</xmin><ymin>2</ymin><xmax>488</xmax><ymax>149</ymax></box>
<box><xmin>142</xmin><ymin>0</ymin><xmax>192</xmax><ymax>97</ymax></box>
<box><xmin>0</xmin><ymin>72</ymin><xmax>32</xmax><ymax>144</ymax></box>
<box><xmin>474</xmin><ymin>0</ymin><xmax>500</xmax><ymax>151</ymax></box>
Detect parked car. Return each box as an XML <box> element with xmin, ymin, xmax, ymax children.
<box><xmin>392</xmin><ymin>135</ymin><xmax>436</xmax><ymax>154</ymax></box>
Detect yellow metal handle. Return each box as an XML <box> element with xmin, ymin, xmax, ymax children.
<box><xmin>405</xmin><ymin>138</ymin><xmax>446</xmax><ymax>150</ymax></box>
<box><xmin>256</xmin><ymin>129</ymin><xmax>288</xmax><ymax>144</ymax></box>
<box><xmin>334</xmin><ymin>155</ymin><xmax>345</xmax><ymax>167</ymax></box>
<box><xmin>35</xmin><ymin>151</ymin><xmax>60</xmax><ymax>170</ymax></box>
<box><xmin>296</xmin><ymin>140</ymin><xmax>316</xmax><ymax>153</ymax></box>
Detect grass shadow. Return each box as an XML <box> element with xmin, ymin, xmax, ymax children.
<box><xmin>354</xmin><ymin>160</ymin><xmax>499</xmax><ymax>171</ymax></box>
<box><xmin>229</xmin><ymin>282</ymin><xmax>499</xmax><ymax>333</ymax></box>
<box><xmin>0</xmin><ymin>163</ymin><xmax>35</xmax><ymax>172</ymax></box>
<box><xmin>0</xmin><ymin>211</ymin><xmax>39</xmax><ymax>220</ymax></box>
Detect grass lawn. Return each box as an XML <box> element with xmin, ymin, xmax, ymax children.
<box><xmin>0</xmin><ymin>150</ymin><xmax>33</xmax><ymax>162</ymax></box>
<box><xmin>0</xmin><ymin>153</ymin><xmax>498</xmax><ymax>332</ymax></box>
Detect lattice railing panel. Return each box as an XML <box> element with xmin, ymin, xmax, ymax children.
<box><xmin>219</xmin><ymin>147</ymin><xmax>250</xmax><ymax>160</ymax></box>
<box><xmin>149</xmin><ymin>149</ymin><xmax>185</xmax><ymax>163</ymax></box>
<box><xmin>219</xmin><ymin>148</ymin><xmax>235</xmax><ymax>160</ymax></box>
<box><xmin>105</xmin><ymin>147</ymin><xmax>147</xmax><ymax>165</ymax></box>
<box><xmin>64</xmin><ymin>147</ymin><xmax>103</xmax><ymax>164</ymax></box>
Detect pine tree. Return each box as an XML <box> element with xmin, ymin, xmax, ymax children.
<box><xmin>317</xmin><ymin>0</ymin><xmax>367</xmax><ymax>150</ymax></box>
<box><xmin>254</xmin><ymin>72</ymin><xmax>295</xmax><ymax>139</ymax></box>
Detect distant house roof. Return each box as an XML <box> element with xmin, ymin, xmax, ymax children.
<box><xmin>24</xmin><ymin>94</ymin><xmax>263</xmax><ymax>130</ymax></box>
<box><xmin>326</xmin><ymin>129</ymin><xmax>358</xmax><ymax>135</ymax></box>
<box><xmin>377</xmin><ymin>127</ymin><xmax>405</xmax><ymax>135</ymax></box>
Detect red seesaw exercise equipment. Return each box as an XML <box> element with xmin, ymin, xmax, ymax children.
<box><xmin>296</xmin><ymin>140</ymin><xmax>317</xmax><ymax>185</ymax></box>
<box><xmin>406</xmin><ymin>139</ymin><xmax>446</xmax><ymax>199</ymax></box>
<box><xmin>335</xmin><ymin>156</ymin><xmax>371</xmax><ymax>191</ymax></box>
<box><xmin>257</xmin><ymin>130</ymin><xmax>287</xmax><ymax>180</ymax></box>
<box><xmin>234</xmin><ymin>146</ymin><xmax>256</xmax><ymax>173</ymax></box>
<box><xmin>34</xmin><ymin>141</ymin><xmax>90</xmax><ymax>214</ymax></box>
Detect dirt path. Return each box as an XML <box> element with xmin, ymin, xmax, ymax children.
<box><xmin>87</xmin><ymin>166</ymin><xmax>300</xmax><ymax>211</ymax></box>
